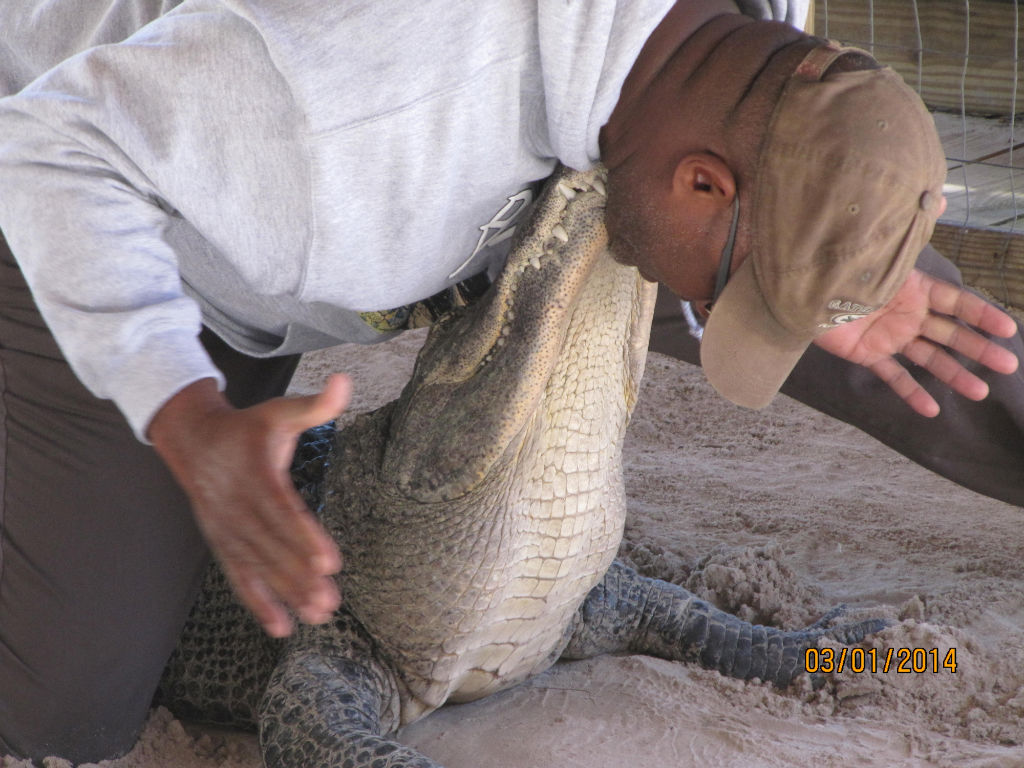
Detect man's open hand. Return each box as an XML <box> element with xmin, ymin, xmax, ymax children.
<box><xmin>814</xmin><ymin>268</ymin><xmax>1019</xmax><ymax>416</ymax></box>
<box><xmin>150</xmin><ymin>374</ymin><xmax>351</xmax><ymax>637</ymax></box>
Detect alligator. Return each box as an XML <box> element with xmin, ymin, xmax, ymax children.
<box><xmin>157</xmin><ymin>165</ymin><xmax>883</xmax><ymax>768</ymax></box>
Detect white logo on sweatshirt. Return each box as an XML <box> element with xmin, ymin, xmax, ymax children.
<box><xmin>450</xmin><ymin>188</ymin><xmax>535</xmax><ymax>279</ymax></box>
<box><xmin>472</xmin><ymin>188</ymin><xmax>535</xmax><ymax>257</ymax></box>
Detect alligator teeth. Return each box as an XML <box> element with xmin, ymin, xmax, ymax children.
<box><xmin>592</xmin><ymin>177</ymin><xmax>607</xmax><ymax>197</ymax></box>
<box><xmin>556</xmin><ymin>182</ymin><xmax>577</xmax><ymax>201</ymax></box>
<box><xmin>552</xmin><ymin>224</ymin><xmax>569</xmax><ymax>243</ymax></box>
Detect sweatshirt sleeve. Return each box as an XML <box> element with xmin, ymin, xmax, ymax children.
<box><xmin>0</xmin><ymin>0</ymin><xmax>184</xmax><ymax>96</ymax></box>
<box><xmin>0</xmin><ymin>5</ymin><xmax>309</xmax><ymax>441</ymax></box>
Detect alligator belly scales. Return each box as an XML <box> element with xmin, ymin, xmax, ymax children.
<box><xmin>157</xmin><ymin>166</ymin><xmax>884</xmax><ymax>768</ymax></box>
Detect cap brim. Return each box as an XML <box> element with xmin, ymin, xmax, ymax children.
<box><xmin>699</xmin><ymin>256</ymin><xmax>812</xmax><ymax>409</ymax></box>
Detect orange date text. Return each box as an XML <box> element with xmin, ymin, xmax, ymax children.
<box><xmin>804</xmin><ymin>646</ymin><xmax>957</xmax><ymax>674</ymax></box>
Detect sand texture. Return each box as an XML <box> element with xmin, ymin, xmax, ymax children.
<box><xmin>5</xmin><ymin>330</ymin><xmax>1023</xmax><ymax>768</ymax></box>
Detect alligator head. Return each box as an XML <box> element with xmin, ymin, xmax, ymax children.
<box><xmin>381</xmin><ymin>166</ymin><xmax>656</xmax><ymax>503</ymax></box>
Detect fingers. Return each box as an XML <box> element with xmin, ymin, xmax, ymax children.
<box><xmin>923</xmin><ymin>273</ymin><xmax>1021</xmax><ymax>340</ymax></box>
<box><xmin>875</xmin><ymin>329</ymin><xmax>995</xmax><ymax>416</ymax></box>
<box><xmin>866</xmin><ymin>323</ymin><xmax>1008</xmax><ymax>417</ymax></box>
<box><xmin>250</xmin><ymin>471</ymin><xmax>343</xmax><ymax>601</ymax></box>
<box><xmin>222</xmin><ymin>550</ymin><xmax>339</xmax><ymax>639</ymax></box>
<box><xmin>206</xmin><ymin>479</ymin><xmax>342</xmax><ymax>635</ymax></box>
<box><xmin>221</xmin><ymin>558</ymin><xmax>295</xmax><ymax>639</ymax></box>
<box><xmin>197</xmin><ymin>478</ymin><xmax>341</xmax><ymax>630</ymax></box>
<box><xmin>901</xmin><ymin>336</ymin><xmax>990</xmax><ymax>401</ymax></box>
<box><xmin>868</xmin><ymin>356</ymin><xmax>940</xmax><ymax>417</ymax></box>
<box><xmin>921</xmin><ymin>313</ymin><xmax>1019</xmax><ymax>376</ymax></box>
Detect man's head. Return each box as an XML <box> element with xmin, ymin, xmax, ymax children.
<box><xmin>601</xmin><ymin>16</ymin><xmax>947</xmax><ymax>408</ymax></box>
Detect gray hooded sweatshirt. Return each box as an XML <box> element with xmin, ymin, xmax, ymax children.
<box><xmin>0</xmin><ymin>0</ymin><xmax>807</xmax><ymax>439</ymax></box>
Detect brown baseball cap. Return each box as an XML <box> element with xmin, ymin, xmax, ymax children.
<box><xmin>700</xmin><ymin>41</ymin><xmax>948</xmax><ymax>409</ymax></box>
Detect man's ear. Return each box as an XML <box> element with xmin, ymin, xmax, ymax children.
<box><xmin>671</xmin><ymin>153</ymin><xmax>736</xmax><ymax>211</ymax></box>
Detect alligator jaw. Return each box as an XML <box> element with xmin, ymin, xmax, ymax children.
<box><xmin>382</xmin><ymin>168</ymin><xmax>615</xmax><ymax>502</ymax></box>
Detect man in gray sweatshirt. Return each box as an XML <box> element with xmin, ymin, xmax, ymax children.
<box><xmin>0</xmin><ymin>0</ymin><xmax>1020</xmax><ymax>762</ymax></box>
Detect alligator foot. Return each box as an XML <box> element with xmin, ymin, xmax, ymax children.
<box><xmin>258</xmin><ymin>618</ymin><xmax>442</xmax><ymax>768</ymax></box>
<box><xmin>562</xmin><ymin>560</ymin><xmax>888</xmax><ymax>687</ymax></box>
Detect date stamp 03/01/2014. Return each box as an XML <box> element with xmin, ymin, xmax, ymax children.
<box><xmin>804</xmin><ymin>647</ymin><xmax>958</xmax><ymax>675</ymax></box>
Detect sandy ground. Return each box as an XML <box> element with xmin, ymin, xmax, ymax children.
<box><xmin>6</xmin><ymin>329</ymin><xmax>1023</xmax><ymax>768</ymax></box>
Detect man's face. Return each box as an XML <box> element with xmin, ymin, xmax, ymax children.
<box><xmin>604</xmin><ymin>167</ymin><xmax>741</xmax><ymax>306</ymax></box>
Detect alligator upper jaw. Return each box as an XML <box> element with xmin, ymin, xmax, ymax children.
<box><xmin>381</xmin><ymin>167</ymin><xmax>613</xmax><ymax>503</ymax></box>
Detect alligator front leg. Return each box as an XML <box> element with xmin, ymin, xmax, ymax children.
<box><xmin>562</xmin><ymin>560</ymin><xmax>886</xmax><ymax>686</ymax></box>
<box><xmin>259</xmin><ymin>620</ymin><xmax>441</xmax><ymax>768</ymax></box>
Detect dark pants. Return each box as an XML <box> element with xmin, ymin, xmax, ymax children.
<box><xmin>649</xmin><ymin>244</ymin><xmax>1024</xmax><ymax>508</ymax></box>
<box><xmin>0</xmin><ymin>235</ymin><xmax>299</xmax><ymax>763</ymax></box>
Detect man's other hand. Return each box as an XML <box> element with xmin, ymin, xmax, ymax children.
<box><xmin>150</xmin><ymin>374</ymin><xmax>350</xmax><ymax>637</ymax></box>
<box><xmin>815</xmin><ymin>268</ymin><xmax>1019</xmax><ymax>417</ymax></box>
